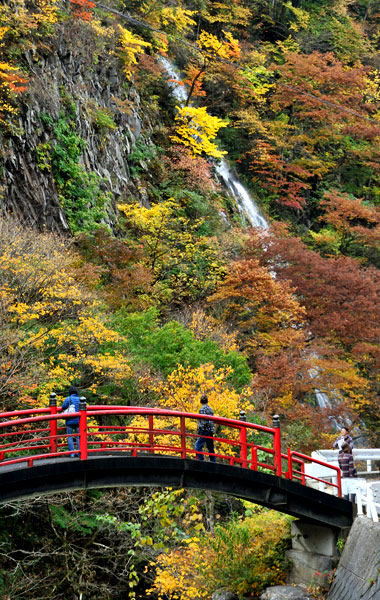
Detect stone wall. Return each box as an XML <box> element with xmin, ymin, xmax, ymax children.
<box><xmin>327</xmin><ymin>517</ymin><xmax>380</xmax><ymax>600</ymax></box>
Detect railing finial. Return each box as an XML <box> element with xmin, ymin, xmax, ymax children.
<box><xmin>272</xmin><ymin>414</ymin><xmax>280</xmax><ymax>428</ymax></box>
<box><xmin>239</xmin><ymin>409</ymin><xmax>247</xmax><ymax>422</ymax></box>
<box><xmin>49</xmin><ymin>392</ymin><xmax>57</xmax><ymax>407</ymax></box>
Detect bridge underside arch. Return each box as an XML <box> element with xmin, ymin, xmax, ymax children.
<box><xmin>0</xmin><ymin>456</ymin><xmax>353</xmax><ymax>528</ymax></box>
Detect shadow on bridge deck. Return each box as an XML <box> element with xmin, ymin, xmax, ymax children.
<box><xmin>0</xmin><ymin>455</ymin><xmax>354</xmax><ymax>528</ymax></box>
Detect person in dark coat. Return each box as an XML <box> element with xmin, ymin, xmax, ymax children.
<box><xmin>333</xmin><ymin>426</ymin><xmax>354</xmax><ymax>453</ymax></box>
<box><xmin>195</xmin><ymin>394</ymin><xmax>216</xmax><ymax>463</ymax></box>
<box><xmin>61</xmin><ymin>386</ymin><xmax>80</xmax><ymax>457</ymax></box>
<box><xmin>338</xmin><ymin>442</ymin><xmax>357</xmax><ymax>478</ymax></box>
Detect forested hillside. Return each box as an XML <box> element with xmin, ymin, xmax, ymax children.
<box><xmin>0</xmin><ymin>1</ymin><xmax>379</xmax><ymax>598</ymax></box>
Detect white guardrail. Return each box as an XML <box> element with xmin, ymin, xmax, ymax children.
<box><xmin>305</xmin><ymin>449</ymin><xmax>380</xmax><ymax>522</ymax></box>
<box><xmin>315</xmin><ymin>449</ymin><xmax>380</xmax><ymax>474</ymax></box>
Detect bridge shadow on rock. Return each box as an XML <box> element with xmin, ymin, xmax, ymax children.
<box><xmin>0</xmin><ymin>455</ymin><xmax>353</xmax><ymax>528</ymax></box>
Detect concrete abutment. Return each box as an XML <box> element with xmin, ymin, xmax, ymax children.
<box><xmin>286</xmin><ymin>517</ymin><xmax>380</xmax><ymax>600</ymax></box>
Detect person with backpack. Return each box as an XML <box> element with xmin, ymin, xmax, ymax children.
<box><xmin>195</xmin><ymin>394</ymin><xmax>216</xmax><ymax>463</ymax></box>
<box><xmin>61</xmin><ymin>386</ymin><xmax>81</xmax><ymax>457</ymax></box>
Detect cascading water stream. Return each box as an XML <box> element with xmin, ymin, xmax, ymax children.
<box><xmin>160</xmin><ymin>57</ymin><xmax>338</xmax><ymax>418</ymax></box>
<box><xmin>159</xmin><ymin>57</ymin><xmax>268</xmax><ymax>230</ymax></box>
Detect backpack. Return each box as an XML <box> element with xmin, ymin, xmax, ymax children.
<box><xmin>62</xmin><ymin>396</ymin><xmax>77</xmax><ymax>415</ymax></box>
<box><xmin>198</xmin><ymin>405</ymin><xmax>215</xmax><ymax>434</ymax></box>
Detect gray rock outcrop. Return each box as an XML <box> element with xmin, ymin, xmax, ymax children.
<box><xmin>260</xmin><ymin>585</ymin><xmax>312</xmax><ymax>599</ymax></box>
<box><xmin>2</xmin><ymin>20</ymin><xmax>152</xmax><ymax>233</ymax></box>
<box><xmin>212</xmin><ymin>590</ymin><xmax>239</xmax><ymax>600</ymax></box>
<box><xmin>327</xmin><ymin>516</ymin><xmax>380</xmax><ymax>600</ymax></box>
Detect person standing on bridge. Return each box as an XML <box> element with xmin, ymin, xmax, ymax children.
<box><xmin>333</xmin><ymin>426</ymin><xmax>354</xmax><ymax>453</ymax></box>
<box><xmin>338</xmin><ymin>442</ymin><xmax>357</xmax><ymax>501</ymax></box>
<box><xmin>195</xmin><ymin>395</ymin><xmax>216</xmax><ymax>463</ymax></box>
<box><xmin>61</xmin><ymin>386</ymin><xmax>81</xmax><ymax>458</ymax></box>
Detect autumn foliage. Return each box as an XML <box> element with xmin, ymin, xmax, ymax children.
<box><xmin>70</xmin><ymin>0</ymin><xmax>95</xmax><ymax>21</ymax></box>
<box><xmin>0</xmin><ymin>0</ymin><xmax>380</xmax><ymax>597</ymax></box>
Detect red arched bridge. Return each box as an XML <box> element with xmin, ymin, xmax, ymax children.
<box><xmin>0</xmin><ymin>396</ymin><xmax>353</xmax><ymax>528</ymax></box>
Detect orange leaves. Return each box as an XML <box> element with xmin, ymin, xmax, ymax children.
<box><xmin>69</xmin><ymin>0</ymin><xmax>95</xmax><ymax>21</ymax></box>
<box><xmin>319</xmin><ymin>189</ymin><xmax>380</xmax><ymax>251</ymax></box>
<box><xmin>0</xmin><ymin>61</ymin><xmax>28</xmax><ymax>125</ymax></box>
<box><xmin>0</xmin><ymin>63</ymin><xmax>28</xmax><ymax>95</ymax></box>
<box><xmin>209</xmin><ymin>257</ymin><xmax>305</xmax><ymax>340</ymax></box>
<box><xmin>163</xmin><ymin>145</ymin><xmax>214</xmax><ymax>193</ymax></box>
<box><xmin>272</xmin><ymin>51</ymin><xmax>370</xmax><ymax>126</ymax></box>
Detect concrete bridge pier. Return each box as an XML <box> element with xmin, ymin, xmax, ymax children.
<box><xmin>286</xmin><ymin>520</ymin><xmax>349</xmax><ymax>588</ymax></box>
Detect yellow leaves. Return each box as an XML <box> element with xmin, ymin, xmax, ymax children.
<box><xmin>189</xmin><ymin>309</ymin><xmax>239</xmax><ymax>352</ymax></box>
<box><xmin>170</xmin><ymin>106</ymin><xmax>227</xmax><ymax>158</ymax></box>
<box><xmin>118</xmin><ymin>198</ymin><xmax>226</xmax><ymax>302</ymax></box>
<box><xmin>203</xmin><ymin>2</ymin><xmax>252</xmax><ymax>27</ymax></box>
<box><xmin>364</xmin><ymin>70</ymin><xmax>380</xmax><ymax>119</ymax></box>
<box><xmin>89</xmin><ymin>19</ymin><xmax>115</xmax><ymax>39</ymax></box>
<box><xmin>160</xmin><ymin>7</ymin><xmax>196</xmax><ymax>34</ymax></box>
<box><xmin>284</xmin><ymin>1</ymin><xmax>310</xmax><ymax>32</ymax></box>
<box><xmin>153</xmin><ymin>363</ymin><xmax>242</xmax><ymax>421</ymax></box>
<box><xmin>148</xmin><ymin>509</ymin><xmax>291</xmax><ymax>600</ymax></box>
<box><xmin>0</xmin><ymin>219</ymin><xmax>132</xmax><ymax>407</ymax></box>
<box><xmin>147</xmin><ymin>542</ymin><xmax>211</xmax><ymax>600</ymax></box>
<box><xmin>128</xmin><ymin>364</ymin><xmax>246</xmax><ymax>456</ymax></box>
<box><xmin>0</xmin><ymin>0</ymin><xmax>58</xmax><ymax>42</ymax></box>
<box><xmin>119</xmin><ymin>198</ymin><xmax>175</xmax><ymax>234</ymax></box>
<box><xmin>309</xmin><ymin>228</ymin><xmax>341</xmax><ymax>255</ymax></box>
<box><xmin>33</xmin><ymin>0</ymin><xmax>59</xmax><ymax>30</ymax></box>
<box><xmin>117</xmin><ymin>25</ymin><xmax>151</xmax><ymax>80</ymax></box>
<box><xmin>197</xmin><ymin>30</ymin><xmax>240</xmax><ymax>61</ymax></box>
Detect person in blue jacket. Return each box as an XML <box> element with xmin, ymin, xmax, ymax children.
<box><xmin>61</xmin><ymin>386</ymin><xmax>80</xmax><ymax>457</ymax></box>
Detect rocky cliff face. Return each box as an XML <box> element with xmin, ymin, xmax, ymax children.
<box><xmin>2</xmin><ymin>21</ymin><xmax>151</xmax><ymax>233</ymax></box>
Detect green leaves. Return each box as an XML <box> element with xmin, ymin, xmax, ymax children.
<box><xmin>50</xmin><ymin>505</ymin><xmax>100</xmax><ymax>534</ymax></box>
<box><xmin>111</xmin><ymin>308</ymin><xmax>251</xmax><ymax>390</ymax></box>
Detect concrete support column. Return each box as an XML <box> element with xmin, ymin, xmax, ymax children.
<box><xmin>286</xmin><ymin>520</ymin><xmax>344</xmax><ymax>588</ymax></box>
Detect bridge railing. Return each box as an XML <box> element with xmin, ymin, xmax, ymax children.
<box><xmin>0</xmin><ymin>403</ymin><xmax>342</xmax><ymax>496</ymax></box>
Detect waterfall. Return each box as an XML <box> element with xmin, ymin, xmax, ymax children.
<box><xmin>214</xmin><ymin>161</ymin><xmax>268</xmax><ymax>229</ymax></box>
<box><xmin>160</xmin><ymin>57</ymin><xmax>268</xmax><ymax>229</ymax></box>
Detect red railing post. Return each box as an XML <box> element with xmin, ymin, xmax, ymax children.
<box><xmin>148</xmin><ymin>414</ymin><xmax>154</xmax><ymax>453</ymax></box>
<box><xmin>49</xmin><ymin>392</ymin><xmax>57</xmax><ymax>454</ymax></box>
<box><xmin>300</xmin><ymin>461</ymin><xmax>306</xmax><ymax>485</ymax></box>
<box><xmin>79</xmin><ymin>398</ymin><xmax>87</xmax><ymax>460</ymax></box>
<box><xmin>287</xmin><ymin>446</ymin><xmax>293</xmax><ymax>480</ymax></box>
<box><xmin>180</xmin><ymin>416</ymin><xmax>187</xmax><ymax>459</ymax></box>
<box><xmin>272</xmin><ymin>414</ymin><xmax>282</xmax><ymax>477</ymax></box>
<box><xmin>336</xmin><ymin>467</ymin><xmax>342</xmax><ymax>498</ymax></box>
<box><xmin>250</xmin><ymin>445</ymin><xmax>258</xmax><ymax>470</ymax></box>
<box><xmin>239</xmin><ymin>425</ymin><xmax>248</xmax><ymax>468</ymax></box>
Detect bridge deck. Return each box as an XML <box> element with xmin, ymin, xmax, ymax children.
<box><xmin>0</xmin><ymin>454</ymin><xmax>354</xmax><ymax>529</ymax></box>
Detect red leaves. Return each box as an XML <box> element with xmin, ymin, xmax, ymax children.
<box><xmin>257</xmin><ymin>229</ymin><xmax>380</xmax><ymax>351</ymax></box>
<box><xmin>163</xmin><ymin>145</ymin><xmax>214</xmax><ymax>193</ymax></box>
<box><xmin>248</xmin><ymin>142</ymin><xmax>312</xmax><ymax>209</ymax></box>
